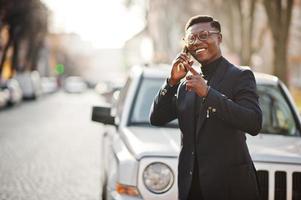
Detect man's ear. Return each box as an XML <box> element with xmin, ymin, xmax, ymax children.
<box><xmin>218</xmin><ymin>33</ymin><xmax>222</xmax><ymax>43</ymax></box>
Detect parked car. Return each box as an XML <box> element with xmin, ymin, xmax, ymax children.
<box><xmin>0</xmin><ymin>87</ymin><xmax>10</xmax><ymax>109</ymax></box>
<box><xmin>94</xmin><ymin>81</ymin><xmax>124</xmax><ymax>103</ymax></box>
<box><xmin>14</xmin><ymin>71</ymin><xmax>42</xmax><ymax>99</ymax></box>
<box><xmin>41</xmin><ymin>77</ymin><xmax>58</xmax><ymax>94</ymax></box>
<box><xmin>91</xmin><ymin>65</ymin><xmax>301</xmax><ymax>200</ymax></box>
<box><xmin>63</xmin><ymin>76</ymin><xmax>87</xmax><ymax>93</ymax></box>
<box><xmin>0</xmin><ymin>78</ymin><xmax>23</xmax><ymax>106</ymax></box>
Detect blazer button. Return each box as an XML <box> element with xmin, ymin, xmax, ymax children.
<box><xmin>192</xmin><ymin>151</ymin><xmax>194</xmax><ymax>155</ymax></box>
<box><xmin>190</xmin><ymin>171</ymin><xmax>192</xmax><ymax>175</ymax></box>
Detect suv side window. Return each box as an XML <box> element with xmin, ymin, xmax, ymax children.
<box><xmin>129</xmin><ymin>77</ymin><xmax>178</xmax><ymax>126</ymax></box>
<box><xmin>257</xmin><ymin>84</ymin><xmax>297</xmax><ymax>136</ymax></box>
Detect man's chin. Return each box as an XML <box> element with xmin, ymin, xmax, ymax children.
<box><xmin>192</xmin><ymin>54</ymin><xmax>207</xmax><ymax>65</ymax></box>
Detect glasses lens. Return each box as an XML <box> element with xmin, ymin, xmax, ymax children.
<box><xmin>198</xmin><ymin>31</ymin><xmax>209</xmax><ymax>40</ymax></box>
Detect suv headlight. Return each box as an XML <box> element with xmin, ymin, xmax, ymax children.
<box><xmin>143</xmin><ymin>162</ymin><xmax>174</xmax><ymax>194</ymax></box>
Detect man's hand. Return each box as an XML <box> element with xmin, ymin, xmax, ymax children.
<box><xmin>185</xmin><ymin>64</ymin><xmax>209</xmax><ymax>97</ymax></box>
<box><xmin>169</xmin><ymin>51</ymin><xmax>193</xmax><ymax>86</ymax></box>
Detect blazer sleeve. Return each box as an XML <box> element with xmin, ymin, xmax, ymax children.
<box><xmin>149</xmin><ymin>79</ymin><xmax>179</xmax><ymax>126</ymax></box>
<box><xmin>205</xmin><ymin>69</ymin><xmax>262</xmax><ymax>135</ymax></box>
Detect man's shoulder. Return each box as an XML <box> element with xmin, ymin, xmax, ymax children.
<box><xmin>225</xmin><ymin>61</ymin><xmax>253</xmax><ymax>76</ymax></box>
<box><xmin>235</xmin><ymin>65</ymin><xmax>253</xmax><ymax>73</ymax></box>
<box><xmin>219</xmin><ymin>59</ymin><xmax>255</xmax><ymax>84</ymax></box>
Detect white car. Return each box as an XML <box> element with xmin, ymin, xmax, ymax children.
<box><xmin>14</xmin><ymin>71</ymin><xmax>42</xmax><ymax>99</ymax></box>
<box><xmin>64</xmin><ymin>76</ymin><xmax>87</xmax><ymax>93</ymax></box>
<box><xmin>41</xmin><ymin>77</ymin><xmax>58</xmax><ymax>94</ymax></box>
<box><xmin>0</xmin><ymin>88</ymin><xmax>10</xmax><ymax>108</ymax></box>
<box><xmin>92</xmin><ymin>65</ymin><xmax>301</xmax><ymax>200</ymax></box>
<box><xmin>4</xmin><ymin>78</ymin><xmax>23</xmax><ymax>105</ymax></box>
<box><xmin>94</xmin><ymin>81</ymin><xmax>123</xmax><ymax>103</ymax></box>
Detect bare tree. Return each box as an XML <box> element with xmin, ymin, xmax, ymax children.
<box><xmin>207</xmin><ymin>0</ymin><xmax>269</xmax><ymax>67</ymax></box>
<box><xmin>262</xmin><ymin>0</ymin><xmax>293</xmax><ymax>85</ymax></box>
<box><xmin>24</xmin><ymin>1</ymin><xmax>48</xmax><ymax>71</ymax></box>
<box><xmin>0</xmin><ymin>0</ymin><xmax>48</xmax><ymax>77</ymax></box>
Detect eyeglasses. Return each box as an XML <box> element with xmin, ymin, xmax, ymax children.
<box><xmin>184</xmin><ymin>30</ymin><xmax>220</xmax><ymax>45</ymax></box>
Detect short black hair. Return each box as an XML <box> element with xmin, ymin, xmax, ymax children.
<box><xmin>185</xmin><ymin>15</ymin><xmax>221</xmax><ymax>32</ymax></box>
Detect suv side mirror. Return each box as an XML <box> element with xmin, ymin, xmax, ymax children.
<box><xmin>91</xmin><ymin>106</ymin><xmax>115</xmax><ymax>125</ymax></box>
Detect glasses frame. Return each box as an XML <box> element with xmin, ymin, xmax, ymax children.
<box><xmin>184</xmin><ymin>30</ymin><xmax>220</xmax><ymax>45</ymax></box>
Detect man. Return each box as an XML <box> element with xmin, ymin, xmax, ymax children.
<box><xmin>150</xmin><ymin>15</ymin><xmax>262</xmax><ymax>200</ymax></box>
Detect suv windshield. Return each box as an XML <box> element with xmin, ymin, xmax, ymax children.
<box><xmin>130</xmin><ymin>77</ymin><xmax>297</xmax><ymax>135</ymax></box>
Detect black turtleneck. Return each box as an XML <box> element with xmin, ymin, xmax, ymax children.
<box><xmin>201</xmin><ymin>56</ymin><xmax>223</xmax><ymax>81</ymax></box>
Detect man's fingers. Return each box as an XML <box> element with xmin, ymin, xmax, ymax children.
<box><xmin>185</xmin><ymin>81</ymin><xmax>193</xmax><ymax>92</ymax></box>
<box><xmin>177</xmin><ymin>63</ymin><xmax>186</xmax><ymax>72</ymax></box>
<box><xmin>175</xmin><ymin>56</ymin><xmax>188</xmax><ymax>65</ymax></box>
<box><xmin>186</xmin><ymin>75</ymin><xmax>193</xmax><ymax>80</ymax></box>
<box><xmin>186</xmin><ymin>80</ymin><xmax>194</xmax><ymax>87</ymax></box>
<box><xmin>178</xmin><ymin>55</ymin><xmax>190</xmax><ymax>63</ymax></box>
<box><xmin>180</xmin><ymin>52</ymin><xmax>190</xmax><ymax>60</ymax></box>
<box><xmin>185</xmin><ymin>64</ymin><xmax>198</xmax><ymax>75</ymax></box>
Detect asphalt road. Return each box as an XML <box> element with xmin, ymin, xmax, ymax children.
<box><xmin>0</xmin><ymin>90</ymin><xmax>105</xmax><ymax>200</ymax></box>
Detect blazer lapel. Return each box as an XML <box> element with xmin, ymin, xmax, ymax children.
<box><xmin>195</xmin><ymin>95</ymin><xmax>207</xmax><ymax>137</ymax></box>
<box><xmin>178</xmin><ymin>84</ymin><xmax>197</xmax><ymax>134</ymax></box>
<box><xmin>195</xmin><ymin>60</ymin><xmax>229</xmax><ymax>137</ymax></box>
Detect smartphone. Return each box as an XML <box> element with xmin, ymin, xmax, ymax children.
<box><xmin>177</xmin><ymin>46</ymin><xmax>191</xmax><ymax>72</ymax></box>
<box><xmin>182</xmin><ymin>46</ymin><xmax>190</xmax><ymax>56</ymax></box>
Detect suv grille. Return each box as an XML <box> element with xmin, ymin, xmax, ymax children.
<box><xmin>275</xmin><ymin>171</ymin><xmax>286</xmax><ymax>200</ymax></box>
<box><xmin>257</xmin><ymin>170</ymin><xmax>268</xmax><ymax>200</ymax></box>
<box><xmin>256</xmin><ymin>167</ymin><xmax>301</xmax><ymax>200</ymax></box>
<box><xmin>293</xmin><ymin>172</ymin><xmax>301</xmax><ymax>200</ymax></box>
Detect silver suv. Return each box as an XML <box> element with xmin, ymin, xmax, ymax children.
<box><xmin>92</xmin><ymin>65</ymin><xmax>301</xmax><ymax>200</ymax></box>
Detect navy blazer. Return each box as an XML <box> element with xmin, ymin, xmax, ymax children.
<box><xmin>150</xmin><ymin>58</ymin><xmax>262</xmax><ymax>200</ymax></box>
